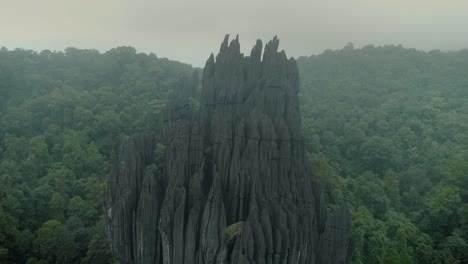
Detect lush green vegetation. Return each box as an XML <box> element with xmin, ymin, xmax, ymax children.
<box><xmin>225</xmin><ymin>222</ymin><xmax>244</xmax><ymax>243</ymax></box>
<box><xmin>298</xmin><ymin>44</ymin><xmax>468</xmax><ymax>263</ymax></box>
<box><xmin>1</xmin><ymin>44</ymin><xmax>467</xmax><ymax>263</ymax></box>
<box><xmin>0</xmin><ymin>47</ymin><xmax>192</xmax><ymax>263</ymax></box>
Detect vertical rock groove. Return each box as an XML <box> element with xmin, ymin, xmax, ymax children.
<box><xmin>105</xmin><ymin>35</ymin><xmax>351</xmax><ymax>264</ymax></box>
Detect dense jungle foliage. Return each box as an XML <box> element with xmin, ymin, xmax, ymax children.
<box><xmin>0</xmin><ymin>44</ymin><xmax>467</xmax><ymax>263</ymax></box>
<box><xmin>0</xmin><ymin>47</ymin><xmax>192</xmax><ymax>263</ymax></box>
<box><xmin>298</xmin><ymin>44</ymin><xmax>468</xmax><ymax>264</ymax></box>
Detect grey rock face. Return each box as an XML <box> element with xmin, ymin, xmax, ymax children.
<box><xmin>105</xmin><ymin>35</ymin><xmax>351</xmax><ymax>264</ymax></box>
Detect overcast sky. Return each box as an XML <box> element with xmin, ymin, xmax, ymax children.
<box><xmin>1</xmin><ymin>0</ymin><xmax>468</xmax><ymax>67</ymax></box>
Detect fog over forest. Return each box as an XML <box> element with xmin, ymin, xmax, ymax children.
<box><xmin>1</xmin><ymin>1</ymin><xmax>468</xmax><ymax>66</ymax></box>
<box><xmin>1</xmin><ymin>2</ymin><xmax>468</xmax><ymax>264</ymax></box>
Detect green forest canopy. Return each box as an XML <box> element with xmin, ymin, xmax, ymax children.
<box><xmin>0</xmin><ymin>44</ymin><xmax>467</xmax><ymax>263</ymax></box>
<box><xmin>298</xmin><ymin>44</ymin><xmax>468</xmax><ymax>264</ymax></box>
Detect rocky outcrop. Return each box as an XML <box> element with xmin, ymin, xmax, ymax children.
<box><xmin>105</xmin><ymin>35</ymin><xmax>351</xmax><ymax>264</ymax></box>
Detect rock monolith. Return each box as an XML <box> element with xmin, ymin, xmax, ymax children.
<box><xmin>105</xmin><ymin>35</ymin><xmax>352</xmax><ymax>264</ymax></box>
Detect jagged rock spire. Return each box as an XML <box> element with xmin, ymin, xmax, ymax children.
<box><xmin>105</xmin><ymin>35</ymin><xmax>352</xmax><ymax>264</ymax></box>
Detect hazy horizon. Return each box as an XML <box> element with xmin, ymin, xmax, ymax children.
<box><xmin>2</xmin><ymin>0</ymin><xmax>468</xmax><ymax>67</ymax></box>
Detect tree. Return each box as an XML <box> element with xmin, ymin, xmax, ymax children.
<box><xmin>0</xmin><ymin>206</ymin><xmax>18</xmax><ymax>263</ymax></box>
<box><xmin>34</xmin><ymin>219</ymin><xmax>77</xmax><ymax>263</ymax></box>
<box><xmin>426</xmin><ymin>186</ymin><xmax>461</xmax><ymax>236</ymax></box>
<box><xmin>67</xmin><ymin>196</ymin><xmax>97</xmax><ymax>225</ymax></box>
<box><xmin>310</xmin><ymin>157</ymin><xmax>343</xmax><ymax>205</ymax></box>
<box><xmin>49</xmin><ymin>193</ymin><xmax>66</xmax><ymax>220</ymax></box>
<box><xmin>16</xmin><ymin>229</ymin><xmax>35</xmax><ymax>256</ymax></box>
<box><xmin>81</xmin><ymin>220</ymin><xmax>114</xmax><ymax>264</ymax></box>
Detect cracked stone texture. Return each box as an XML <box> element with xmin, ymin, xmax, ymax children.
<box><xmin>105</xmin><ymin>35</ymin><xmax>352</xmax><ymax>264</ymax></box>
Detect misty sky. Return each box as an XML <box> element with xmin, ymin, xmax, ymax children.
<box><xmin>1</xmin><ymin>0</ymin><xmax>468</xmax><ymax>67</ymax></box>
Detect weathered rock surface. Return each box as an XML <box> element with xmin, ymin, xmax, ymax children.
<box><xmin>105</xmin><ymin>35</ymin><xmax>352</xmax><ymax>264</ymax></box>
